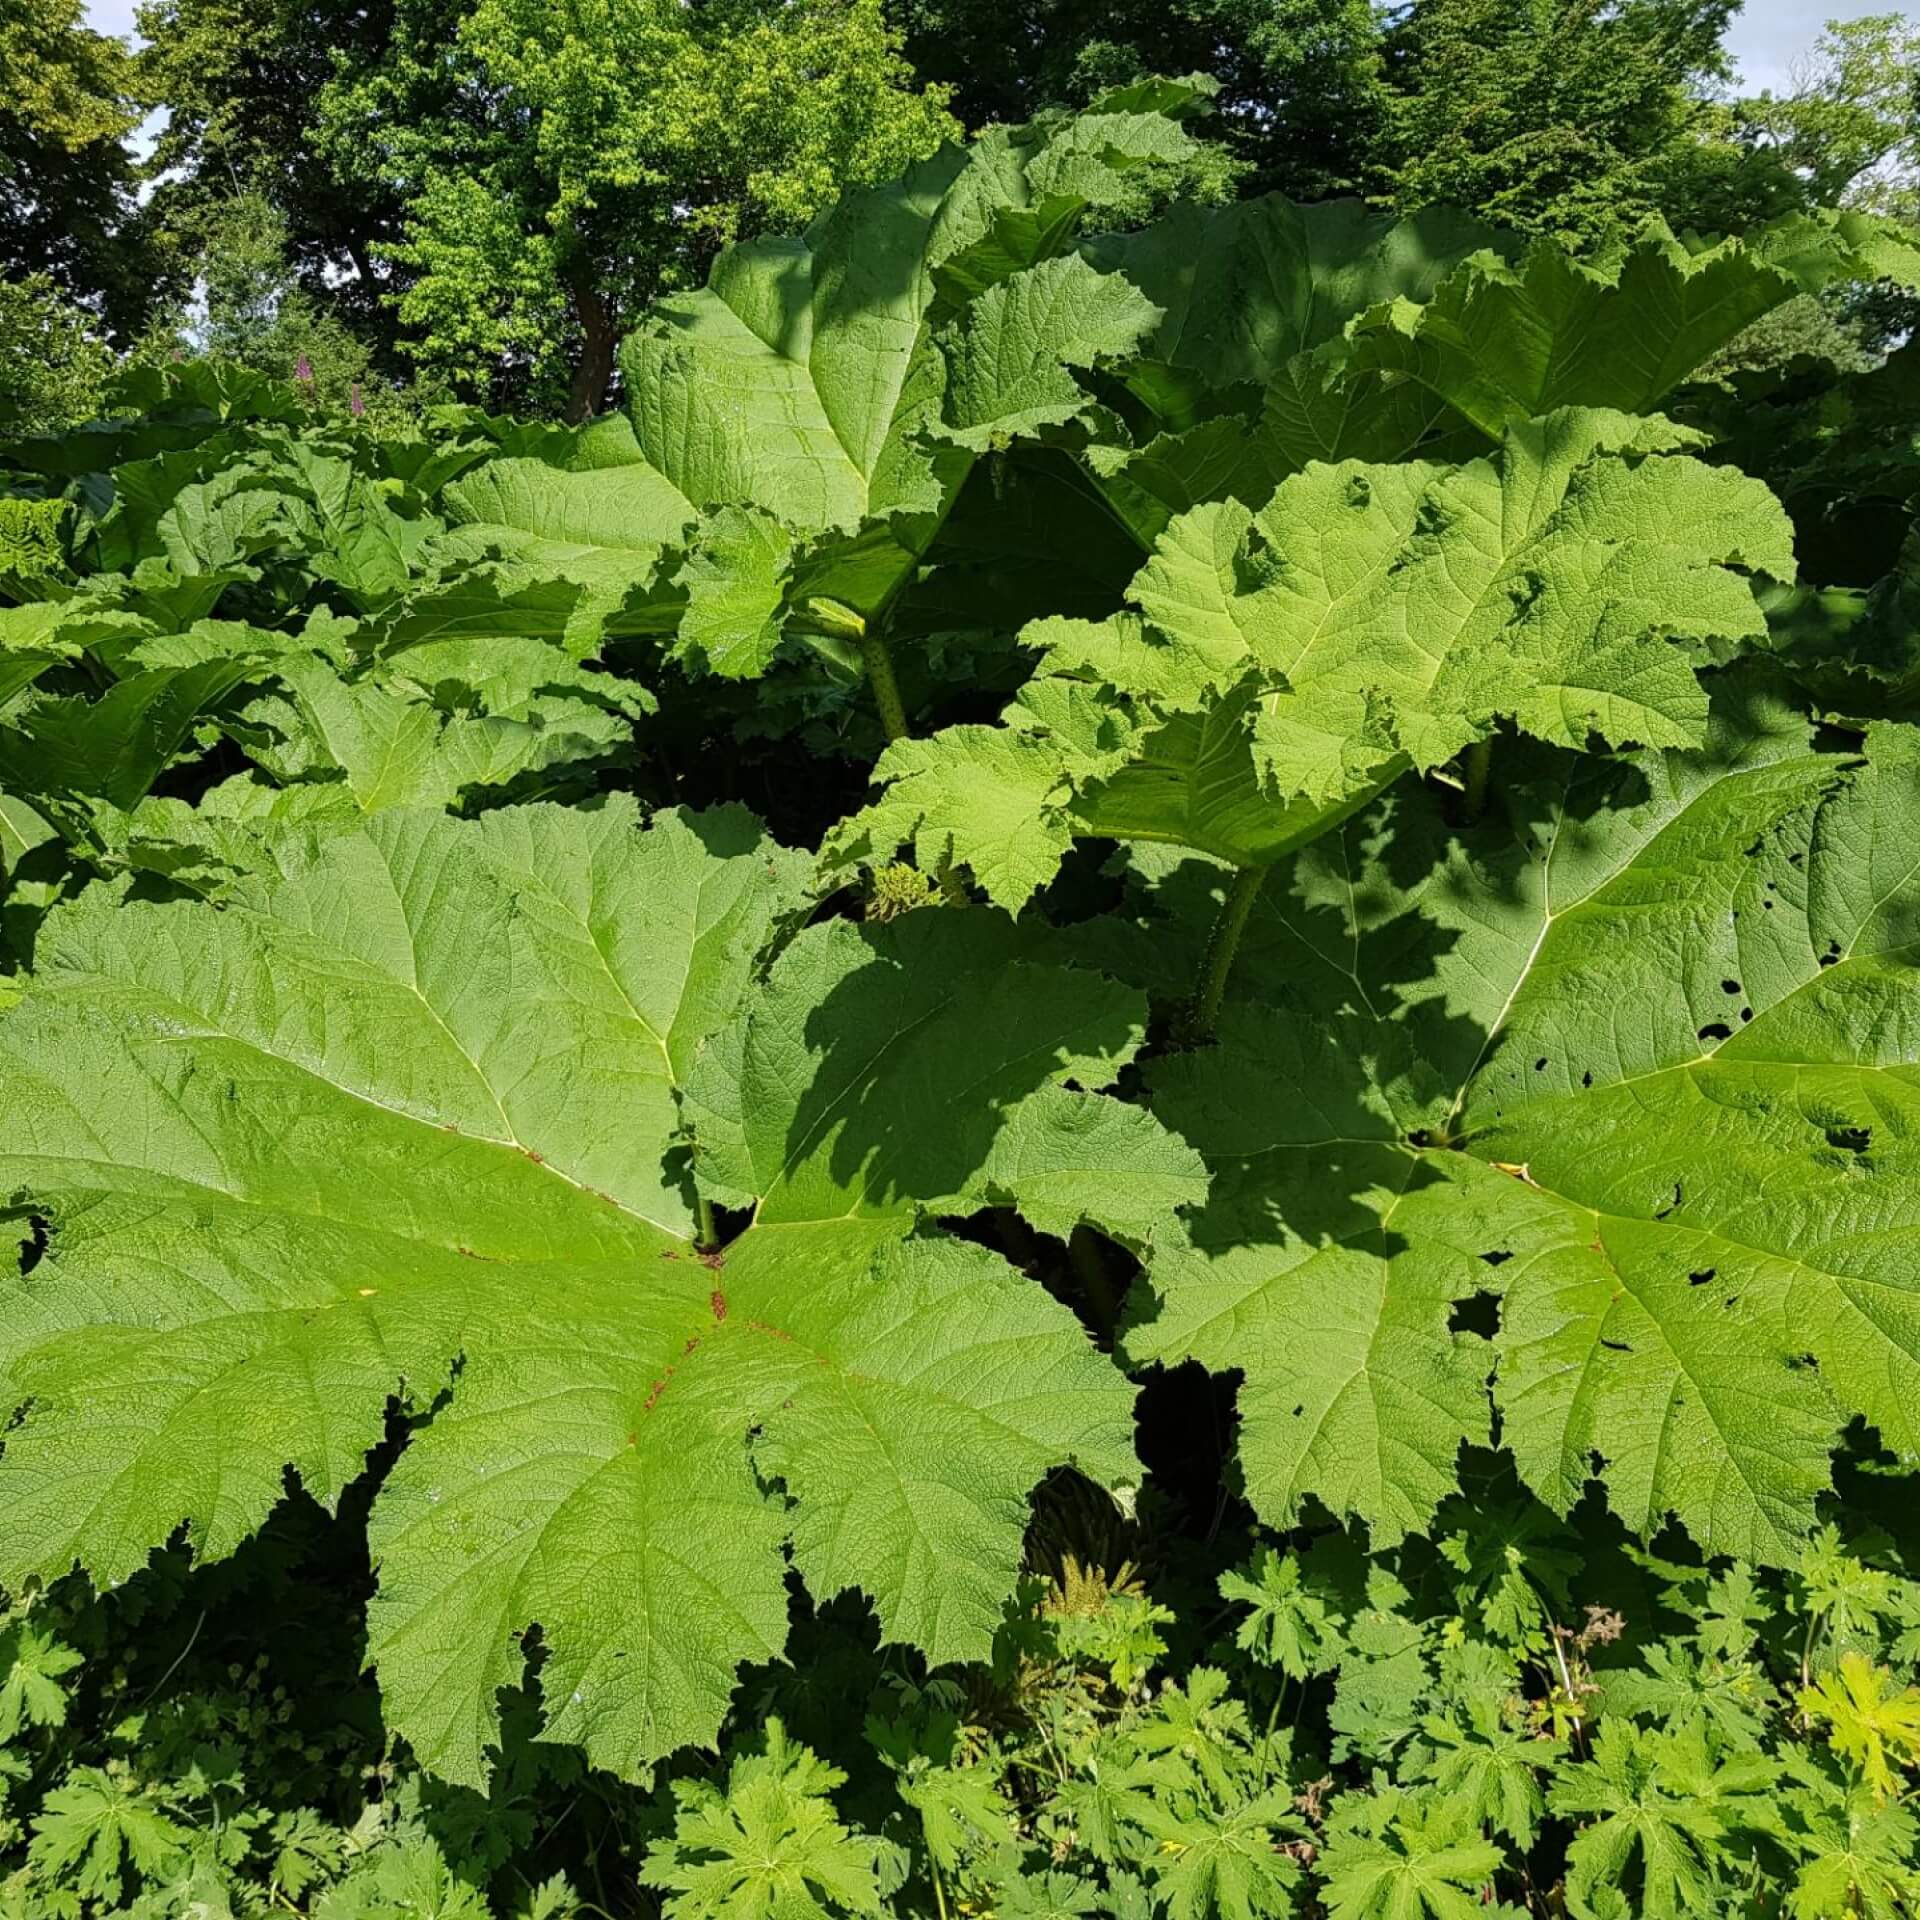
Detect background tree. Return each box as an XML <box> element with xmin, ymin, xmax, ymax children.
<box><xmin>55</xmin><ymin>0</ymin><xmax>1920</xmax><ymax>412</ymax></box>
<box><xmin>889</xmin><ymin>0</ymin><xmax>1387</xmax><ymax>197</ymax></box>
<box><xmin>1372</xmin><ymin>0</ymin><xmax>1742</xmax><ymax>246</ymax></box>
<box><xmin>0</xmin><ymin>0</ymin><xmax>159</xmax><ymax>338</ymax></box>
<box><xmin>0</xmin><ymin>274</ymin><xmax>116</xmax><ymax>436</ymax></box>
<box><xmin>135</xmin><ymin>190</ymin><xmax>422</xmax><ymax>422</ymax></box>
<box><xmin>311</xmin><ymin>0</ymin><xmax>959</xmax><ymax>418</ymax></box>
<box><xmin>1652</xmin><ymin>11</ymin><xmax>1920</xmax><ymax>241</ymax></box>
<box><xmin>1740</xmin><ymin>12</ymin><xmax>1920</xmax><ymax>205</ymax></box>
<box><xmin>135</xmin><ymin>0</ymin><xmax>430</xmax><ymax>360</ymax></box>
<box><xmin>1647</xmin><ymin>15</ymin><xmax>1920</xmax><ymax>373</ymax></box>
<box><xmin>1743</xmin><ymin>15</ymin><xmax>1920</xmax><ymax>356</ymax></box>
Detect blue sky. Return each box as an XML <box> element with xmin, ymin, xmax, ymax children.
<box><xmin>1729</xmin><ymin>0</ymin><xmax>1900</xmax><ymax>88</ymax></box>
<box><xmin>78</xmin><ymin>0</ymin><xmax>1895</xmax><ymax>94</ymax></box>
<box><xmin>85</xmin><ymin>0</ymin><xmax>138</xmax><ymax>38</ymax></box>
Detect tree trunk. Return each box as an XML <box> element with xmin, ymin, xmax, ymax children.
<box><xmin>566</xmin><ymin>278</ymin><xmax>617</xmax><ymax>423</ymax></box>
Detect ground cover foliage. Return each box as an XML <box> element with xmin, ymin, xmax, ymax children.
<box><xmin>5</xmin><ymin>83</ymin><xmax>1920</xmax><ymax>1916</ymax></box>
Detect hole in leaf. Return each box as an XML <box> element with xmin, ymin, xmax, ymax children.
<box><xmin>1697</xmin><ymin>1022</ymin><xmax>1732</xmax><ymax>1043</ymax></box>
<box><xmin>1688</xmin><ymin>1269</ymin><xmax>1715</xmax><ymax>1287</ymax></box>
<box><xmin>705</xmin><ymin>1198</ymin><xmax>754</xmax><ymax>1253</ymax></box>
<box><xmin>1600</xmin><ymin>1338</ymin><xmax>1632</xmax><ymax>1353</ymax></box>
<box><xmin>1740</xmin><ymin>1007</ymin><xmax>1753</xmax><ymax>1022</ymax></box>
<box><xmin>1480</xmin><ymin>1249</ymin><xmax>1513</xmax><ymax>1267</ymax></box>
<box><xmin>15</xmin><ymin>1213</ymin><xmax>48</xmax><ymax>1276</ymax></box>
<box><xmin>1656</xmin><ymin>1184</ymin><xmax>1683</xmax><ymax>1220</ymax></box>
<box><xmin>1581</xmin><ymin>1069</ymin><xmax>1593</xmax><ymax>1088</ymax></box>
<box><xmin>1534</xmin><ymin>1057</ymin><xmax>1548</xmax><ymax>1072</ymax></box>
<box><xmin>1449</xmin><ymin>1290</ymin><xmax>1501</xmax><ymax>1336</ymax></box>
<box><xmin>1721</xmin><ymin>979</ymin><xmax>1741</xmax><ymax>995</ymax></box>
<box><xmin>1132</xmin><ymin>1359</ymin><xmax>1245</xmax><ymax>1525</ymax></box>
<box><xmin>1826</xmin><ymin>1126</ymin><xmax>1871</xmax><ymax>1154</ymax></box>
<box><xmin>1819</xmin><ymin>942</ymin><xmax>1842</xmax><ymax>968</ymax></box>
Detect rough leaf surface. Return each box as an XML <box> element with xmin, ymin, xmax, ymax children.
<box><xmin>837</xmin><ymin>410</ymin><xmax>1793</xmax><ymax>907</ymax></box>
<box><xmin>0</xmin><ymin>804</ymin><xmax>1166</xmax><ymax>1781</ymax></box>
<box><xmin>1119</xmin><ymin>682</ymin><xmax>1920</xmax><ymax>1560</ymax></box>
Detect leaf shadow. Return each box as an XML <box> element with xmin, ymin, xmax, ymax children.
<box><xmin>780</xmin><ymin>912</ymin><xmax>1146</xmax><ymax>1218</ymax></box>
<box><xmin>1113</xmin><ymin>742</ymin><xmax>1666</xmax><ymax>1283</ymax></box>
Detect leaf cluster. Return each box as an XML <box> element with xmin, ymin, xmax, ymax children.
<box><xmin>3</xmin><ymin>86</ymin><xmax>1920</xmax><ymax>1920</ymax></box>
<box><xmin>12</xmin><ymin>1476</ymin><xmax>1920</xmax><ymax>1915</ymax></box>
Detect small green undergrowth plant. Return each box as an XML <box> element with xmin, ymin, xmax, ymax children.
<box><xmin>11</xmin><ymin>1458</ymin><xmax>1920</xmax><ymax>1915</ymax></box>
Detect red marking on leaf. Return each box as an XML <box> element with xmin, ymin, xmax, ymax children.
<box><xmin>683</xmin><ymin>1335</ymin><xmax>702</xmax><ymax>1358</ymax></box>
<box><xmin>643</xmin><ymin>1368</ymin><xmax>675</xmax><ymax>1413</ymax></box>
<box><xmin>746</xmin><ymin>1318</ymin><xmax>793</xmax><ymax>1343</ymax></box>
<box><xmin>519</xmin><ymin>1147</ymin><xmax>545</xmax><ymax>1165</ymax></box>
<box><xmin>710</xmin><ymin>1289</ymin><xmax>728</xmax><ymax>1321</ymax></box>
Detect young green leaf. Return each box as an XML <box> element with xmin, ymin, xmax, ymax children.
<box><xmin>1316</xmin><ymin>1787</ymin><xmax>1506</xmax><ymax>1920</ymax></box>
<box><xmin>1801</xmin><ymin>1656</ymin><xmax>1920</xmax><ymax>1803</ymax></box>
<box><xmin>1219</xmin><ymin>1549</ymin><xmax>1347</xmax><ymax>1681</ymax></box>
<box><xmin>0</xmin><ymin>1622</ymin><xmax>83</xmax><ymax>1742</ymax></box>
<box><xmin>639</xmin><ymin>1722</ymin><xmax>885</xmax><ymax>1920</ymax></box>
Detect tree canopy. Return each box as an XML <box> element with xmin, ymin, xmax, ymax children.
<box><xmin>0</xmin><ymin>0</ymin><xmax>154</xmax><ymax>340</ymax></box>
<box><xmin>12</xmin><ymin>0</ymin><xmax>1920</xmax><ymax>428</ymax></box>
<box><xmin>892</xmin><ymin>0</ymin><xmax>1388</xmax><ymax>198</ymax></box>
<box><xmin>1373</xmin><ymin>0</ymin><xmax>1741</xmax><ymax>245</ymax></box>
<box><xmin>315</xmin><ymin>0</ymin><xmax>960</xmax><ymax>417</ymax></box>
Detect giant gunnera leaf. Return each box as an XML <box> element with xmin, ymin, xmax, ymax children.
<box><xmin>831</xmin><ymin>409</ymin><xmax>1793</xmax><ymax>910</ymax></box>
<box><xmin>1059</xmin><ymin>193</ymin><xmax>1508</xmax><ymax>550</ymax></box>
<box><xmin>0</xmin><ymin>802</ymin><xmax>1201</xmax><ymax>1783</ymax></box>
<box><xmin>617</xmin><ymin>109</ymin><xmax>1186</xmax><ymax>645</ymax></box>
<box><xmin>1114</xmin><ymin>676</ymin><xmax>1920</xmax><ymax>1564</ymax></box>
<box><xmin>1345</xmin><ymin>211</ymin><xmax>1920</xmax><ymax>438</ymax></box>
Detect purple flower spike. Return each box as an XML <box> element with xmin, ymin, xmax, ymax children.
<box><xmin>295</xmin><ymin>354</ymin><xmax>314</xmax><ymax>383</ymax></box>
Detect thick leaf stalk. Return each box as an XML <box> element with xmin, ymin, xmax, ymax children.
<box><xmin>1463</xmin><ymin>735</ymin><xmax>1493</xmax><ymax>821</ymax></box>
<box><xmin>800</xmin><ymin>595</ymin><xmax>911</xmax><ymax>743</ymax></box>
<box><xmin>857</xmin><ymin>620</ymin><xmax>910</xmax><ymax>744</ymax></box>
<box><xmin>1179</xmin><ymin>862</ymin><xmax>1269</xmax><ymax>1045</ymax></box>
